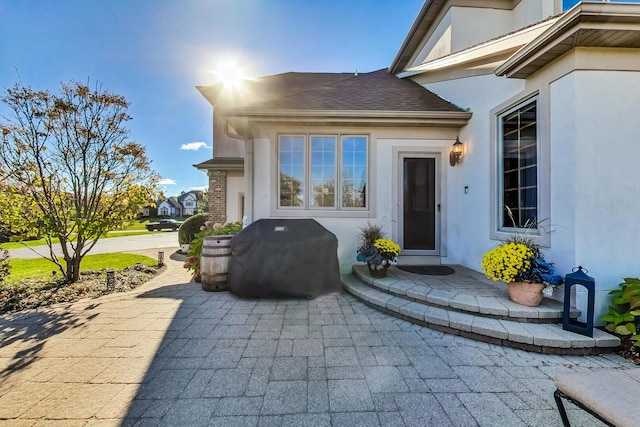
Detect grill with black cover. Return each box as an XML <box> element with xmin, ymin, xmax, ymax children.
<box><xmin>228</xmin><ymin>219</ymin><xmax>341</xmax><ymax>298</ymax></box>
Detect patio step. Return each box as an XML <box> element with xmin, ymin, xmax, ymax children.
<box><xmin>342</xmin><ymin>270</ymin><xmax>620</xmax><ymax>355</ymax></box>
<box><xmin>351</xmin><ymin>264</ymin><xmax>580</xmax><ymax>323</ymax></box>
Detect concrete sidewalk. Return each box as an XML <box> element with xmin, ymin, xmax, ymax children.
<box><xmin>0</xmin><ymin>255</ymin><xmax>634</xmax><ymax>426</ymax></box>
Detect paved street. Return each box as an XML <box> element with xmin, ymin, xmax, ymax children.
<box><xmin>0</xmin><ymin>256</ymin><xmax>634</xmax><ymax>426</ymax></box>
<box><xmin>7</xmin><ymin>232</ymin><xmax>180</xmax><ymax>259</ymax></box>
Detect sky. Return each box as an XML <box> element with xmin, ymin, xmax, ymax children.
<box><xmin>2</xmin><ymin>0</ymin><xmax>639</xmax><ymax>196</ymax></box>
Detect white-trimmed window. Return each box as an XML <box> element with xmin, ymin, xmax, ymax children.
<box><xmin>278</xmin><ymin>134</ymin><xmax>367</xmax><ymax>210</ymax></box>
<box><xmin>498</xmin><ymin>98</ymin><xmax>538</xmax><ymax>230</ymax></box>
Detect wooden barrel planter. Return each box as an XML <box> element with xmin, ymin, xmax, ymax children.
<box><xmin>200</xmin><ymin>235</ymin><xmax>233</xmax><ymax>292</ymax></box>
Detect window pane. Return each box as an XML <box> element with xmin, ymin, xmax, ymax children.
<box><xmin>500</xmin><ymin>100</ymin><xmax>537</xmax><ymax>228</ymax></box>
<box><xmin>279</xmin><ymin>136</ymin><xmax>305</xmax><ymax>207</ymax></box>
<box><xmin>310</xmin><ymin>136</ymin><xmax>336</xmax><ymax>208</ymax></box>
<box><xmin>341</xmin><ymin>136</ymin><xmax>367</xmax><ymax>208</ymax></box>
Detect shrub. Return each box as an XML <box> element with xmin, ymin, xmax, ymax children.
<box><xmin>184</xmin><ymin>221</ymin><xmax>242</xmax><ymax>279</ymax></box>
<box><xmin>602</xmin><ymin>278</ymin><xmax>640</xmax><ymax>346</ymax></box>
<box><xmin>178</xmin><ymin>213</ymin><xmax>208</xmax><ymax>244</ymax></box>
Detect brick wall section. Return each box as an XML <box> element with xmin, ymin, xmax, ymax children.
<box><xmin>208</xmin><ymin>170</ymin><xmax>227</xmax><ymax>224</ymax></box>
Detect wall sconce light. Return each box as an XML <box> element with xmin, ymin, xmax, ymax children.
<box><xmin>449</xmin><ymin>136</ymin><xmax>463</xmax><ymax>166</ymax></box>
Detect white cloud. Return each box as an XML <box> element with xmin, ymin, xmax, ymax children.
<box><xmin>188</xmin><ymin>186</ymin><xmax>208</xmax><ymax>192</ymax></box>
<box><xmin>180</xmin><ymin>141</ymin><xmax>210</xmax><ymax>151</ymax></box>
<box><xmin>159</xmin><ymin>178</ymin><xmax>177</xmax><ymax>185</ymax></box>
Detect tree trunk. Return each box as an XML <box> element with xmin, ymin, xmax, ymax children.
<box><xmin>65</xmin><ymin>256</ymin><xmax>82</xmax><ymax>283</ymax></box>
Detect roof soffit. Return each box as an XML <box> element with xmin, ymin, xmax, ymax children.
<box><xmin>496</xmin><ymin>2</ymin><xmax>640</xmax><ymax>78</ymax></box>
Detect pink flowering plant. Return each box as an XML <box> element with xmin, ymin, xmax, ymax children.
<box><xmin>183</xmin><ymin>220</ymin><xmax>242</xmax><ymax>280</ymax></box>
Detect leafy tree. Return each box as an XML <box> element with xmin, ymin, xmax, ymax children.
<box><xmin>0</xmin><ymin>249</ymin><xmax>10</xmax><ymax>285</ymax></box>
<box><xmin>280</xmin><ymin>172</ymin><xmax>303</xmax><ymax>206</ymax></box>
<box><xmin>197</xmin><ymin>190</ymin><xmax>209</xmax><ymax>213</ymax></box>
<box><xmin>0</xmin><ymin>80</ymin><xmax>159</xmax><ymax>282</ymax></box>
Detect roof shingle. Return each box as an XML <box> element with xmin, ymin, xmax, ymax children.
<box><xmin>214</xmin><ymin>69</ymin><xmax>464</xmax><ymax>113</ymax></box>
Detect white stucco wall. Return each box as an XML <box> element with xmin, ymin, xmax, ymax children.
<box><xmin>226</xmin><ymin>170</ymin><xmax>245</xmax><ymax>223</ymax></box>
<box><xmin>413</xmin><ymin>1</ymin><xmax>558</xmax><ymax>68</ymax></box>
<box><xmin>423</xmin><ymin>74</ymin><xmax>524</xmax><ymax>270</ymax></box>
<box><xmin>551</xmin><ymin>70</ymin><xmax>640</xmax><ymax>317</ymax></box>
<box><xmin>450</xmin><ymin>7</ymin><xmax>511</xmax><ymax>53</ymax></box>
<box><xmin>512</xmin><ymin>0</ymin><xmax>561</xmax><ymax>30</ymax></box>
<box><xmin>414</xmin><ymin>10</ymin><xmax>452</xmax><ymax>65</ymax></box>
<box><xmin>252</xmin><ymin>137</ymin><xmax>272</xmax><ymax>221</ymax></box>
<box><xmin>213</xmin><ymin>111</ymin><xmax>244</xmax><ymax>158</ymax></box>
<box><xmin>248</xmin><ymin>129</ymin><xmax>458</xmax><ymax>274</ymax></box>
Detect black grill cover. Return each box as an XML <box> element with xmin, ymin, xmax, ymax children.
<box><xmin>228</xmin><ymin>219</ymin><xmax>341</xmax><ymax>298</ymax></box>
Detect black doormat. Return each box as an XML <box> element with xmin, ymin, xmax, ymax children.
<box><xmin>397</xmin><ymin>265</ymin><xmax>455</xmax><ymax>275</ymax></box>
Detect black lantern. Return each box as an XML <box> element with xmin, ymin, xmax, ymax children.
<box><xmin>562</xmin><ymin>266</ymin><xmax>595</xmax><ymax>337</ymax></box>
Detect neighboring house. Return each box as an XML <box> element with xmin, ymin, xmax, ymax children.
<box><xmin>195</xmin><ymin>0</ymin><xmax>640</xmax><ymax>319</ymax></box>
<box><xmin>179</xmin><ymin>191</ymin><xmax>200</xmax><ymax>216</ymax></box>
<box><xmin>156</xmin><ymin>191</ymin><xmax>202</xmax><ymax>217</ymax></box>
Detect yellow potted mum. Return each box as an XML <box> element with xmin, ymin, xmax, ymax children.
<box><xmin>357</xmin><ymin>234</ymin><xmax>401</xmax><ymax>278</ymax></box>
<box><xmin>481</xmin><ymin>241</ymin><xmax>562</xmax><ymax>306</ymax></box>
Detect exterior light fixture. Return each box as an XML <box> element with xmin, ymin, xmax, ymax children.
<box><xmin>449</xmin><ymin>136</ymin><xmax>463</xmax><ymax>166</ymax></box>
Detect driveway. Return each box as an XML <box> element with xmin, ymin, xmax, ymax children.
<box><xmin>0</xmin><ymin>255</ymin><xmax>634</xmax><ymax>426</ymax></box>
<box><xmin>6</xmin><ymin>232</ymin><xmax>180</xmax><ymax>259</ymax></box>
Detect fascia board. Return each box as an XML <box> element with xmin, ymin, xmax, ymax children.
<box><xmin>399</xmin><ymin>19</ymin><xmax>557</xmax><ymax>78</ymax></box>
<box><xmin>221</xmin><ymin>109</ymin><xmax>472</xmax><ymax>128</ymax></box>
<box><xmin>495</xmin><ymin>2</ymin><xmax>640</xmax><ymax>78</ymax></box>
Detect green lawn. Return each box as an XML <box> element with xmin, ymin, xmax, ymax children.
<box><xmin>7</xmin><ymin>253</ymin><xmax>157</xmax><ymax>283</ymax></box>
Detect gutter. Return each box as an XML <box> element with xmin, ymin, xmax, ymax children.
<box><xmin>220</xmin><ymin>110</ymin><xmax>472</xmax><ymax>129</ymax></box>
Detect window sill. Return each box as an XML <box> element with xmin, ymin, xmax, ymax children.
<box><xmin>490</xmin><ymin>228</ymin><xmax>550</xmax><ymax>248</ymax></box>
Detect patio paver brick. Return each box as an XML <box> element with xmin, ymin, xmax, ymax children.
<box><xmin>0</xmin><ymin>255</ymin><xmax>635</xmax><ymax>426</ymax></box>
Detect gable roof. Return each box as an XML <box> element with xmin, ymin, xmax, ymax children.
<box><xmin>177</xmin><ymin>190</ymin><xmax>201</xmax><ymax>203</ymax></box>
<box><xmin>496</xmin><ymin>2</ymin><xmax>640</xmax><ymax>78</ymax></box>
<box><xmin>167</xmin><ymin>197</ymin><xmax>182</xmax><ymax>210</ymax></box>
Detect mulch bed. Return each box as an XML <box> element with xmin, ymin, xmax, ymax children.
<box><xmin>0</xmin><ymin>263</ymin><xmax>164</xmax><ymax>315</ymax></box>
<box><xmin>616</xmin><ymin>336</ymin><xmax>640</xmax><ymax>365</ymax></box>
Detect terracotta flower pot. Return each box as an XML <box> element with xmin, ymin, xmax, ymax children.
<box><xmin>507</xmin><ymin>281</ymin><xmax>545</xmax><ymax>306</ymax></box>
<box><xmin>368</xmin><ymin>263</ymin><xmax>389</xmax><ymax>278</ymax></box>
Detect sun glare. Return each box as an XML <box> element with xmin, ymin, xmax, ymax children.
<box><xmin>211</xmin><ymin>58</ymin><xmax>247</xmax><ymax>88</ymax></box>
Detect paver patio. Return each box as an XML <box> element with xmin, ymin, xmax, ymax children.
<box><xmin>0</xmin><ymin>255</ymin><xmax>634</xmax><ymax>426</ymax></box>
